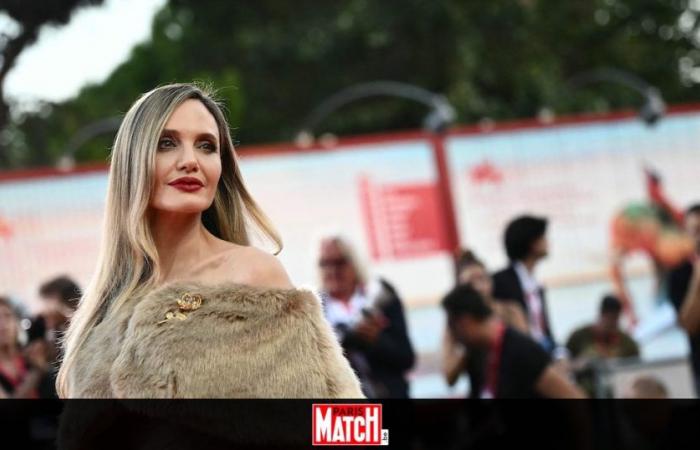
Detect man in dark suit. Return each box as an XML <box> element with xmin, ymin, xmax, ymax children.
<box><xmin>492</xmin><ymin>215</ymin><xmax>556</xmax><ymax>352</ymax></box>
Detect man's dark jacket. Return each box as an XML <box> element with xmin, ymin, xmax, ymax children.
<box><xmin>325</xmin><ymin>279</ymin><xmax>415</xmax><ymax>398</ymax></box>
<box><xmin>492</xmin><ymin>265</ymin><xmax>555</xmax><ymax>347</ymax></box>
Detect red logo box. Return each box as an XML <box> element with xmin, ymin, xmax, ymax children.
<box><xmin>312</xmin><ymin>403</ymin><xmax>389</xmax><ymax>446</ymax></box>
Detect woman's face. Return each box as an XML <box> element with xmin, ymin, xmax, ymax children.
<box><xmin>0</xmin><ymin>304</ymin><xmax>18</xmax><ymax>347</ymax></box>
<box><xmin>458</xmin><ymin>264</ymin><xmax>492</xmax><ymax>298</ymax></box>
<box><xmin>149</xmin><ymin>99</ymin><xmax>223</xmax><ymax>214</ymax></box>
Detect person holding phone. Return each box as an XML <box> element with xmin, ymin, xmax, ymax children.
<box><xmin>317</xmin><ymin>235</ymin><xmax>415</xmax><ymax>398</ymax></box>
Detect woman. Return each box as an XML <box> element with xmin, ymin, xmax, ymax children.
<box><xmin>57</xmin><ymin>83</ymin><xmax>363</xmax><ymax>399</ymax></box>
<box><xmin>442</xmin><ymin>250</ymin><xmax>528</xmax><ymax>391</ymax></box>
<box><xmin>0</xmin><ymin>296</ymin><xmax>48</xmax><ymax>398</ymax></box>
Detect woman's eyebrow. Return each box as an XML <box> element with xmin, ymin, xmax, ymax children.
<box><xmin>161</xmin><ymin>129</ymin><xmax>218</xmax><ymax>143</ymax></box>
<box><xmin>197</xmin><ymin>132</ymin><xmax>219</xmax><ymax>143</ymax></box>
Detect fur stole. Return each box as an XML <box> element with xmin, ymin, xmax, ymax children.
<box><xmin>70</xmin><ymin>281</ymin><xmax>364</xmax><ymax>399</ymax></box>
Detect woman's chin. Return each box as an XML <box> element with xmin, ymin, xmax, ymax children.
<box><xmin>151</xmin><ymin>202</ymin><xmax>209</xmax><ymax>215</ymax></box>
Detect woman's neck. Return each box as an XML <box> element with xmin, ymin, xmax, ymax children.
<box><xmin>150</xmin><ymin>211</ymin><xmax>216</xmax><ymax>283</ymax></box>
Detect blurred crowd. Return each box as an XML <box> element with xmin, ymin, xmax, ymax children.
<box><xmin>0</xmin><ymin>277</ymin><xmax>79</xmax><ymax>399</ymax></box>
<box><xmin>317</xmin><ymin>202</ymin><xmax>700</xmax><ymax>400</ymax></box>
<box><xmin>2</xmin><ymin>205</ymin><xmax>700</xmax><ymax>400</ymax></box>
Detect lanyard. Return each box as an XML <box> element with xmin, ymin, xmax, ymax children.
<box><xmin>483</xmin><ymin>322</ymin><xmax>506</xmax><ymax>398</ymax></box>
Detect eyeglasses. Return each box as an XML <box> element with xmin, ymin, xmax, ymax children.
<box><xmin>319</xmin><ymin>257</ymin><xmax>349</xmax><ymax>269</ymax></box>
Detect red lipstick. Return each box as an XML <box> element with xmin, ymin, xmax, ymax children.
<box><xmin>168</xmin><ymin>176</ymin><xmax>204</xmax><ymax>192</ymax></box>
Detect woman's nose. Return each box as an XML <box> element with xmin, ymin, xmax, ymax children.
<box><xmin>177</xmin><ymin>145</ymin><xmax>199</xmax><ymax>172</ymax></box>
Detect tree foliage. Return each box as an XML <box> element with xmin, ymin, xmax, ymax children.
<box><xmin>0</xmin><ymin>0</ymin><xmax>104</xmax><ymax>166</ymax></box>
<box><xmin>3</xmin><ymin>0</ymin><xmax>700</xmax><ymax>169</ymax></box>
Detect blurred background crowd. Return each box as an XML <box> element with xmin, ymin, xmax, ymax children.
<box><xmin>3</xmin><ymin>206</ymin><xmax>700</xmax><ymax>399</ymax></box>
<box><xmin>3</xmin><ymin>0</ymin><xmax>700</xmax><ymax>401</ymax></box>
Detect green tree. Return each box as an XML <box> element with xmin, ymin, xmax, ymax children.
<box><xmin>0</xmin><ymin>0</ymin><xmax>105</xmax><ymax>167</ymax></box>
<box><xmin>5</xmin><ymin>0</ymin><xmax>700</xmax><ymax>169</ymax></box>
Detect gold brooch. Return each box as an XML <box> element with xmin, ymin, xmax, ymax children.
<box><xmin>157</xmin><ymin>293</ymin><xmax>203</xmax><ymax>325</ymax></box>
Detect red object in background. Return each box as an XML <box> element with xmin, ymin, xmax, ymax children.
<box><xmin>359</xmin><ymin>176</ymin><xmax>450</xmax><ymax>260</ymax></box>
<box><xmin>468</xmin><ymin>159</ymin><xmax>503</xmax><ymax>185</ymax></box>
<box><xmin>644</xmin><ymin>166</ymin><xmax>685</xmax><ymax>227</ymax></box>
<box><xmin>0</xmin><ymin>216</ymin><xmax>12</xmax><ymax>240</ymax></box>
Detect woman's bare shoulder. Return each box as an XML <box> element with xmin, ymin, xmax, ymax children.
<box><xmin>212</xmin><ymin>243</ymin><xmax>294</xmax><ymax>290</ymax></box>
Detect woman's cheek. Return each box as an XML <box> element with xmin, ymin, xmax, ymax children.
<box><xmin>210</xmin><ymin>165</ymin><xmax>222</xmax><ymax>198</ymax></box>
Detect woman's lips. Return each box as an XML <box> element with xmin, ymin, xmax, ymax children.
<box><xmin>169</xmin><ymin>183</ymin><xmax>203</xmax><ymax>192</ymax></box>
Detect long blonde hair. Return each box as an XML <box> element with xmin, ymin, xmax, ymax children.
<box><xmin>56</xmin><ymin>83</ymin><xmax>281</xmax><ymax>397</ymax></box>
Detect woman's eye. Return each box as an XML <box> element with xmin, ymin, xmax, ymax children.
<box><xmin>200</xmin><ymin>142</ymin><xmax>218</xmax><ymax>153</ymax></box>
<box><xmin>158</xmin><ymin>138</ymin><xmax>176</xmax><ymax>149</ymax></box>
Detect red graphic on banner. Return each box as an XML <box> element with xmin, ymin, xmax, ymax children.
<box><xmin>0</xmin><ymin>216</ymin><xmax>13</xmax><ymax>240</ymax></box>
<box><xmin>468</xmin><ymin>160</ymin><xmax>503</xmax><ymax>185</ymax></box>
<box><xmin>359</xmin><ymin>176</ymin><xmax>450</xmax><ymax>260</ymax></box>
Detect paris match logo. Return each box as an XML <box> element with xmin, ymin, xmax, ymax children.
<box><xmin>312</xmin><ymin>403</ymin><xmax>389</xmax><ymax>446</ymax></box>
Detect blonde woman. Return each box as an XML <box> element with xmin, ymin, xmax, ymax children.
<box><xmin>57</xmin><ymin>83</ymin><xmax>363</xmax><ymax>399</ymax></box>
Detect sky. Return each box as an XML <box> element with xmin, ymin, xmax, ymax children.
<box><xmin>3</xmin><ymin>0</ymin><xmax>166</xmax><ymax>112</ymax></box>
